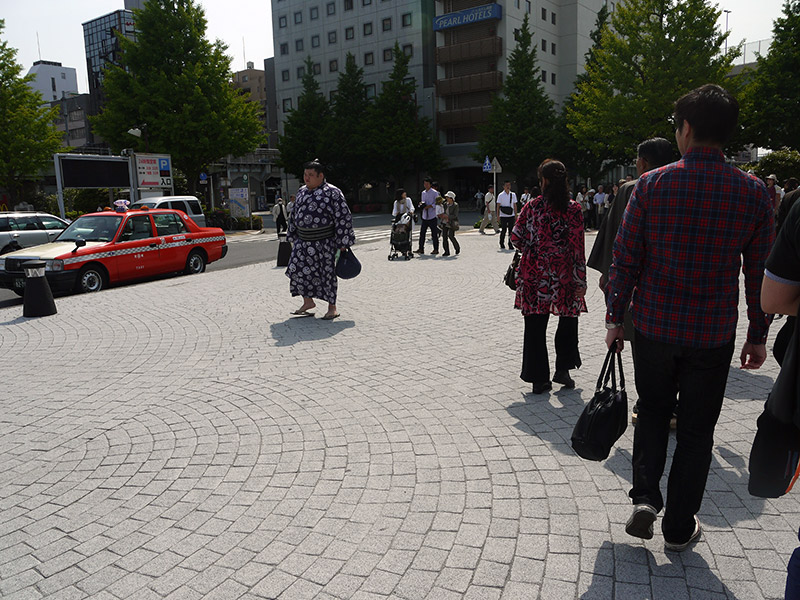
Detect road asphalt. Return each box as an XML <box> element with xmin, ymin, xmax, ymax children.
<box><xmin>0</xmin><ymin>227</ymin><xmax>795</xmax><ymax>599</ymax></box>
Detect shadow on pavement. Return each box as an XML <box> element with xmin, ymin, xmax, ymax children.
<box><xmin>269</xmin><ymin>316</ymin><xmax>355</xmax><ymax>346</ymax></box>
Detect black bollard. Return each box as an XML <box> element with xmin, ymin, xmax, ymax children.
<box><xmin>276</xmin><ymin>232</ymin><xmax>291</xmax><ymax>267</ymax></box>
<box><xmin>23</xmin><ymin>260</ymin><xmax>57</xmax><ymax>318</ymax></box>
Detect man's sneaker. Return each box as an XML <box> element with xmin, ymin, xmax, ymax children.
<box><xmin>625</xmin><ymin>504</ymin><xmax>658</xmax><ymax>540</ymax></box>
<box><xmin>416</xmin><ymin>248</ymin><xmax>424</xmax><ymax>254</ymax></box>
<box><xmin>430</xmin><ymin>250</ymin><xmax>439</xmax><ymax>255</ymax></box>
<box><xmin>553</xmin><ymin>370</ymin><xmax>575</xmax><ymax>388</ymax></box>
<box><xmin>664</xmin><ymin>516</ymin><xmax>701</xmax><ymax>552</ymax></box>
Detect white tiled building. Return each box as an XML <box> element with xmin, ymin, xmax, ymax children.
<box><xmin>25</xmin><ymin>61</ymin><xmax>79</xmax><ymax>104</ymax></box>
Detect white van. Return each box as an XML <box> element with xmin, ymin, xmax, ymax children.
<box><xmin>131</xmin><ymin>195</ymin><xmax>206</xmax><ymax>227</ymax></box>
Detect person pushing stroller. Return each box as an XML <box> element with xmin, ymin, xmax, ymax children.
<box><xmin>390</xmin><ymin>189</ymin><xmax>414</xmax><ymax>260</ymax></box>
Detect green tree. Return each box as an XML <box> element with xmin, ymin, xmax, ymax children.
<box><xmin>477</xmin><ymin>14</ymin><xmax>556</xmax><ymax>183</ymax></box>
<box><xmin>558</xmin><ymin>6</ymin><xmax>611</xmax><ymax>182</ymax></box>
<box><xmin>364</xmin><ymin>43</ymin><xmax>443</xmax><ymax>187</ymax></box>
<box><xmin>566</xmin><ymin>0</ymin><xmax>738</xmax><ymax>166</ymax></box>
<box><xmin>277</xmin><ymin>56</ymin><xmax>331</xmax><ymax>180</ymax></box>
<box><xmin>741</xmin><ymin>1</ymin><xmax>800</xmax><ymax>150</ymax></box>
<box><xmin>91</xmin><ymin>0</ymin><xmax>264</xmax><ymax>194</ymax></box>
<box><xmin>751</xmin><ymin>148</ymin><xmax>800</xmax><ymax>183</ymax></box>
<box><xmin>323</xmin><ymin>53</ymin><xmax>368</xmax><ymax>196</ymax></box>
<box><xmin>0</xmin><ymin>20</ymin><xmax>63</xmax><ymax>205</ymax></box>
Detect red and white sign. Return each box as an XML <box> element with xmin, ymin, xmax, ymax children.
<box><xmin>135</xmin><ymin>154</ymin><xmax>172</xmax><ymax>188</ymax></box>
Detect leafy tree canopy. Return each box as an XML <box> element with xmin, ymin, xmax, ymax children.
<box><xmin>566</xmin><ymin>0</ymin><xmax>738</xmax><ymax>166</ymax></box>
<box><xmin>91</xmin><ymin>0</ymin><xmax>265</xmax><ymax>193</ymax></box>
<box><xmin>0</xmin><ymin>20</ymin><xmax>63</xmax><ymax>205</ymax></box>
<box><xmin>740</xmin><ymin>1</ymin><xmax>800</xmax><ymax>151</ymax></box>
<box><xmin>478</xmin><ymin>14</ymin><xmax>556</xmax><ymax>184</ymax></box>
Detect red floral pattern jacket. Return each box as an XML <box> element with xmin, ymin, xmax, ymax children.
<box><xmin>511</xmin><ymin>195</ymin><xmax>587</xmax><ymax>317</ymax></box>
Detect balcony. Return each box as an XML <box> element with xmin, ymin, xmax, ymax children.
<box><xmin>436</xmin><ymin>71</ymin><xmax>502</xmax><ymax>96</ymax></box>
<box><xmin>436</xmin><ymin>37</ymin><xmax>502</xmax><ymax>64</ymax></box>
<box><xmin>437</xmin><ymin>106</ymin><xmax>492</xmax><ymax>128</ymax></box>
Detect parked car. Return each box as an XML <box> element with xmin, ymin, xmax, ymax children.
<box><xmin>0</xmin><ymin>208</ymin><xmax>226</xmax><ymax>295</ymax></box>
<box><xmin>130</xmin><ymin>195</ymin><xmax>206</xmax><ymax>226</ymax></box>
<box><xmin>0</xmin><ymin>212</ymin><xmax>70</xmax><ymax>255</ymax></box>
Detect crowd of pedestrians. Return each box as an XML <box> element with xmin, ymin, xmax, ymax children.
<box><xmin>279</xmin><ymin>82</ymin><xmax>798</xmax><ymax>595</ymax></box>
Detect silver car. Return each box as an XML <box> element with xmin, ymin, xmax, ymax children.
<box><xmin>0</xmin><ymin>212</ymin><xmax>70</xmax><ymax>255</ymax></box>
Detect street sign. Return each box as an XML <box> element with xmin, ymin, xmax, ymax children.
<box><xmin>482</xmin><ymin>156</ymin><xmax>492</xmax><ymax>173</ymax></box>
<box><xmin>199</xmin><ymin>172</ymin><xmax>207</xmax><ymax>185</ymax></box>
<box><xmin>135</xmin><ymin>154</ymin><xmax>172</xmax><ymax>188</ymax></box>
<box><xmin>491</xmin><ymin>157</ymin><xmax>502</xmax><ymax>173</ymax></box>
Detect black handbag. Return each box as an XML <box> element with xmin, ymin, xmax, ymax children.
<box><xmin>749</xmin><ymin>319</ymin><xmax>800</xmax><ymax>497</ymax></box>
<box><xmin>571</xmin><ymin>347</ymin><xmax>628</xmax><ymax>461</ymax></box>
<box><xmin>335</xmin><ymin>248</ymin><xmax>361</xmax><ymax>279</ymax></box>
<box><xmin>504</xmin><ymin>250</ymin><xmax>520</xmax><ymax>290</ymax></box>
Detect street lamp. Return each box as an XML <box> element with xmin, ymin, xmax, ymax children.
<box><xmin>723</xmin><ymin>9</ymin><xmax>731</xmax><ymax>54</ymax></box>
<box><xmin>126</xmin><ymin>124</ymin><xmax>149</xmax><ymax>152</ymax></box>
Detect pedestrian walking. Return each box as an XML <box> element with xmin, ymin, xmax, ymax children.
<box><xmin>497</xmin><ymin>181</ymin><xmax>518</xmax><ymax>250</ymax></box>
<box><xmin>474</xmin><ymin>188</ymin><xmax>485</xmax><ymax>213</ymax></box>
<box><xmin>416</xmin><ymin>177</ymin><xmax>440</xmax><ymax>255</ymax></box>
<box><xmin>272</xmin><ymin>197</ymin><xmax>288</xmax><ymax>234</ymax></box>
<box><xmin>286</xmin><ymin>159</ymin><xmax>355</xmax><ymax>320</ymax></box>
<box><xmin>392</xmin><ymin>188</ymin><xmax>414</xmax><ymax>221</ymax></box>
<box><xmin>511</xmin><ymin>159</ymin><xmax>587</xmax><ymax>394</ymax></box>
<box><xmin>605</xmin><ymin>84</ymin><xmax>774</xmax><ymax>551</ymax></box>
<box><xmin>479</xmin><ymin>184</ymin><xmax>498</xmax><ymax>234</ymax></box>
<box><xmin>441</xmin><ymin>191</ymin><xmax>460</xmax><ymax>256</ymax></box>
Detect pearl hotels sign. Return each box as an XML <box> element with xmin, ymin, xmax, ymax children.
<box><xmin>433</xmin><ymin>3</ymin><xmax>502</xmax><ymax>32</ymax></box>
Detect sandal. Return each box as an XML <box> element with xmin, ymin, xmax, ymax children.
<box><xmin>321</xmin><ymin>313</ymin><xmax>340</xmax><ymax>320</ymax></box>
<box><xmin>291</xmin><ymin>309</ymin><xmax>314</xmax><ymax>316</ymax></box>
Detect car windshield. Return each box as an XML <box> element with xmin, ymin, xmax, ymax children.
<box><xmin>57</xmin><ymin>215</ymin><xmax>123</xmax><ymax>242</ymax></box>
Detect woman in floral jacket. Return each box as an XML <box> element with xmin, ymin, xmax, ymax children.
<box><xmin>511</xmin><ymin>159</ymin><xmax>587</xmax><ymax>394</ymax></box>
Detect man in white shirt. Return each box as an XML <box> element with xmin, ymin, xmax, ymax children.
<box><xmin>593</xmin><ymin>184</ymin><xmax>607</xmax><ymax>230</ymax></box>
<box><xmin>496</xmin><ymin>180</ymin><xmax>518</xmax><ymax>249</ymax></box>
<box><xmin>474</xmin><ymin>188</ymin><xmax>485</xmax><ymax>212</ymax></box>
<box><xmin>416</xmin><ymin>177</ymin><xmax>440</xmax><ymax>255</ymax></box>
<box><xmin>272</xmin><ymin>197</ymin><xmax>288</xmax><ymax>234</ymax></box>
<box><xmin>479</xmin><ymin>184</ymin><xmax>498</xmax><ymax>234</ymax></box>
<box><xmin>520</xmin><ymin>186</ymin><xmax>532</xmax><ymax>206</ymax></box>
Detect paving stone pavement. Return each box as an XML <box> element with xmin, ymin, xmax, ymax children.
<box><xmin>1</xmin><ymin>228</ymin><xmax>797</xmax><ymax>599</ymax></box>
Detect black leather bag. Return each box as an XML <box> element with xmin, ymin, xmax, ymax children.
<box><xmin>335</xmin><ymin>248</ymin><xmax>361</xmax><ymax>279</ymax></box>
<box><xmin>571</xmin><ymin>347</ymin><xmax>628</xmax><ymax>461</ymax></box>
<box><xmin>504</xmin><ymin>251</ymin><xmax>520</xmax><ymax>290</ymax></box>
<box><xmin>749</xmin><ymin>320</ymin><xmax>800</xmax><ymax>497</ymax></box>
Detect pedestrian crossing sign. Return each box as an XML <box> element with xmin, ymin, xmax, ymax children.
<box><xmin>482</xmin><ymin>156</ymin><xmax>492</xmax><ymax>172</ymax></box>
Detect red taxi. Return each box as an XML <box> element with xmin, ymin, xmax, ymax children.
<box><xmin>0</xmin><ymin>208</ymin><xmax>227</xmax><ymax>295</ymax></box>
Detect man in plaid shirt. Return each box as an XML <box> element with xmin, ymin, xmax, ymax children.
<box><xmin>605</xmin><ymin>84</ymin><xmax>774</xmax><ymax>552</ymax></box>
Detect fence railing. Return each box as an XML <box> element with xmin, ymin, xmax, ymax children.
<box><xmin>728</xmin><ymin>37</ymin><xmax>773</xmax><ymax>65</ymax></box>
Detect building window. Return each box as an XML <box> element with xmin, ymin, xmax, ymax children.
<box><xmin>366</xmin><ymin>83</ymin><xmax>376</xmax><ymax>99</ymax></box>
<box><xmin>329</xmin><ymin>59</ymin><xmax>338</xmax><ymax>72</ymax></box>
<box><xmin>280</xmin><ymin>42</ymin><xmax>289</xmax><ymax>55</ymax></box>
<box><xmin>552</xmin><ymin>12</ymin><xmax>556</xmax><ymax>24</ymax></box>
<box><xmin>363</xmin><ymin>22</ymin><xmax>373</xmax><ymax>36</ymax></box>
<box><xmin>297</xmin><ymin>66</ymin><xmax>305</xmax><ymax>78</ymax></box>
<box><xmin>542</xmin><ymin>39</ymin><xmax>546</xmax><ymax>52</ymax></box>
<box><xmin>295</xmin><ymin>39</ymin><xmax>304</xmax><ymax>51</ymax></box>
<box><xmin>541</xmin><ymin>70</ymin><xmax>547</xmax><ymax>82</ymax></box>
<box><xmin>283</xmin><ymin>98</ymin><xmax>292</xmax><ymax>111</ymax></box>
<box><xmin>516</xmin><ymin>0</ymin><xmax>520</xmax><ymax>7</ymax></box>
<box><xmin>383</xmin><ymin>48</ymin><xmax>393</xmax><ymax>62</ymax></box>
<box><xmin>281</xmin><ymin>69</ymin><xmax>290</xmax><ymax>81</ymax></box>
<box><xmin>294</xmin><ymin>11</ymin><xmax>302</xmax><ymax>24</ymax></box>
<box><xmin>541</xmin><ymin>7</ymin><xmax>546</xmax><ymax>20</ymax></box>
<box><xmin>311</xmin><ymin>35</ymin><xmax>320</xmax><ymax>48</ymax></box>
<box><xmin>61</xmin><ymin>72</ymin><xmax>66</xmax><ymax>79</ymax></box>
<box><xmin>364</xmin><ymin>52</ymin><xmax>374</xmax><ymax>65</ymax></box>
<box><xmin>402</xmin><ymin>44</ymin><xmax>413</xmax><ymax>57</ymax></box>
<box><xmin>327</xmin><ymin>2</ymin><xmax>335</xmax><ymax>15</ymax></box>
<box><xmin>345</xmin><ymin>0</ymin><xmax>353</xmax><ymax>9</ymax></box>
<box><xmin>313</xmin><ymin>62</ymin><xmax>321</xmax><ymax>75</ymax></box>
<box><xmin>551</xmin><ymin>42</ymin><xmax>556</xmax><ymax>55</ymax></box>
<box><xmin>278</xmin><ymin>15</ymin><xmax>287</xmax><ymax>27</ymax></box>
<box><xmin>382</xmin><ymin>17</ymin><xmax>391</xmax><ymax>31</ymax></box>
<box><xmin>330</xmin><ymin>90</ymin><xmax>338</xmax><ymax>101</ymax></box>
<box><xmin>345</xmin><ymin>26</ymin><xmax>354</xmax><ymax>39</ymax></box>
<box><xmin>402</xmin><ymin>12</ymin><xmax>411</xmax><ymax>27</ymax></box>
<box><xmin>363</xmin><ymin>0</ymin><xmax>371</xmax><ymax>4</ymax></box>
<box><xmin>551</xmin><ymin>72</ymin><xmax>556</xmax><ymax>85</ymax></box>
<box><xmin>242</xmin><ymin>74</ymin><xmax>249</xmax><ymax>82</ymax></box>
<box><xmin>310</xmin><ymin>6</ymin><xmax>319</xmax><ymax>19</ymax></box>
<box><xmin>526</xmin><ymin>0</ymin><xmax>531</xmax><ymax>13</ymax></box>
<box><xmin>328</xmin><ymin>30</ymin><xmax>337</xmax><ymax>44</ymax></box>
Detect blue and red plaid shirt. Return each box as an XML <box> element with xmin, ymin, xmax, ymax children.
<box><xmin>607</xmin><ymin>147</ymin><xmax>774</xmax><ymax>348</ymax></box>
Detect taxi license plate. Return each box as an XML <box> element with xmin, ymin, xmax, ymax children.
<box><xmin>13</xmin><ymin>278</ymin><xmax>25</xmax><ymax>289</ymax></box>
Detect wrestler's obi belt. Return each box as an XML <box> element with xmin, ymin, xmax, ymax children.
<box><xmin>296</xmin><ymin>225</ymin><xmax>335</xmax><ymax>241</ymax></box>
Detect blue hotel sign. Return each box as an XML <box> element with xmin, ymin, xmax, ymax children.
<box><xmin>433</xmin><ymin>4</ymin><xmax>502</xmax><ymax>32</ymax></box>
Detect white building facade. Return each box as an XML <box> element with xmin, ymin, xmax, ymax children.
<box><xmin>25</xmin><ymin>61</ymin><xmax>79</xmax><ymax>104</ymax></box>
<box><xmin>272</xmin><ymin>0</ymin><xmax>614</xmax><ymax>191</ymax></box>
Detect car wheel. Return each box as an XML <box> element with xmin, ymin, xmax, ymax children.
<box><xmin>76</xmin><ymin>265</ymin><xmax>106</xmax><ymax>293</ymax></box>
<box><xmin>185</xmin><ymin>250</ymin><xmax>206</xmax><ymax>274</ymax></box>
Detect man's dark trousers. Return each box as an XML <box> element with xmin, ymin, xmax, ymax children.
<box><xmin>630</xmin><ymin>330</ymin><xmax>735</xmax><ymax>542</ymax></box>
<box><xmin>418</xmin><ymin>217</ymin><xmax>439</xmax><ymax>252</ymax></box>
<box><xmin>276</xmin><ymin>215</ymin><xmax>287</xmax><ymax>234</ymax></box>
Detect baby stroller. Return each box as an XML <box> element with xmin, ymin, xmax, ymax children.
<box><xmin>389</xmin><ymin>212</ymin><xmax>414</xmax><ymax>260</ymax></box>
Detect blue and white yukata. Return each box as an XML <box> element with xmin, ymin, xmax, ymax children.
<box><xmin>285</xmin><ymin>181</ymin><xmax>355</xmax><ymax>304</ymax></box>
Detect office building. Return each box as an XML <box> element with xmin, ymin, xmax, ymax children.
<box><xmin>50</xmin><ymin>93</ymin><xmax>93</xmax><ymax>150</ymax></box>
<box><xmin>25</xmin><ymin>61</ymin><xmax>79</xmax><ymax>104</ymax></box>
<box><xmin>272</xmin><ymin>0</ymin><xmax>612</xmax><ymax>191</ymax></box>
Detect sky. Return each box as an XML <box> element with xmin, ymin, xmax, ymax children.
<box><xmin>0</xmin><ymin>0</ymin><xmax>784</xmax><ymax>95</ymax></box>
